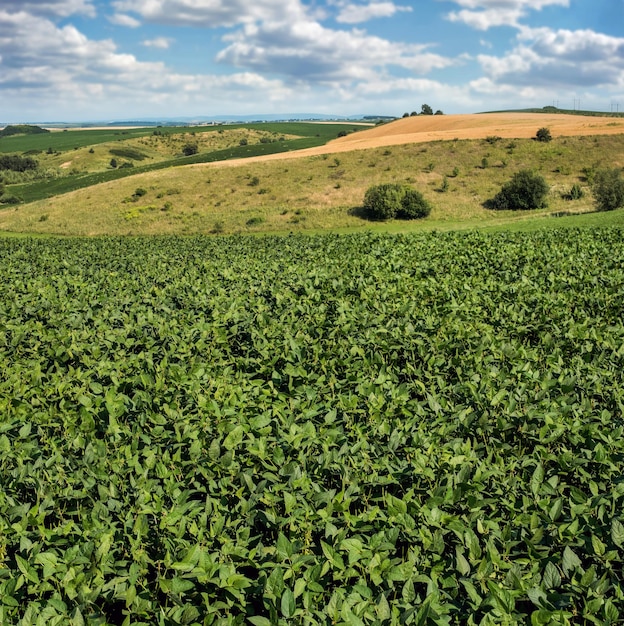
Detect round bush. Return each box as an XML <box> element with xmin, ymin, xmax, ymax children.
<box><xmin>592</xmin><ymin>168</ymin><xmax>624</xmax><ymax>212</ymax></box>
<box><xmin>362</xmin><ymin>183</ymin><xmax>404</xmax><ymax>220</ymax></box>
<box><xmin>489</xmin><ymin>170</ymin><xmax>549</xmax><ymax>211</ymax></box>
<box><xmin>536</xmin><ymin>127</ymin><xmax>552</xmax><ymax>143</ymax></box>
<box><xmin>399</xmin><ymin>188</ymin><xmax>432</xmax><ymax>219</ymax></box>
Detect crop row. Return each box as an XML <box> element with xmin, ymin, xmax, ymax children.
<box><xmin>0</xmin><ymin>230</ymin><xmax>623</xmax><ymax>624</ymax></box>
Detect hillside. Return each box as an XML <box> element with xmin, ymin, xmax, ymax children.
<box><xmin>1</xmin><ymin>113</ymin><xmax>623</xmax><ymax>236</ymax></box>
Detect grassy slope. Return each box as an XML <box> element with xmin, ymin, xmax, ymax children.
<box><xmin>2</xmin><ymin>133</ymin><xmax>622</xmax><ymax>236</ymax></box>
<box><xmin>1</xmin><ymin>123</ymin><xmax>362</xmax><ymax>203</ymax></box>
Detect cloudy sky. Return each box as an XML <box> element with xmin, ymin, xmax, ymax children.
<box><xmin>1</xmin><ymin>0</ymin><xmax>623</xmax><ymax>122</ymax></box>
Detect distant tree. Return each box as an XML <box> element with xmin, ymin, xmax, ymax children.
<box><xmin>421</xmin><ymin>104</ymin><xmax>434</xmax><ymax>115</ymax></box>
<box><xmin>434</xmin><ymin>110</ymin><xmax>444</xmax><ymax>115</ymax></box>
<box><xmin>488</xmin><ymin>170</ymin><xmax>549</xmax><ymax>210</ymax></box>
<box><xmin>536</xmin><ymin>127</ymin><xmax>552</xmax><ymax>142</ymax></box>
<box><xmin>182</xmin><ymin>143</ymin><xmax>198</xmax><ymax>156</ymax></box>
<box><xmin>592</xmin><ymin>168</ymin><xmax>624</xmax><ymax>211</ymax></box>
<box><xmin>402</xmin><ymin>112</ymin><xmax>410</xmax><ymax>118</ymax></box>
<box><xmin>0</xmin><ymin>154</ymin><xmax>38</xmax><ymax>172</ymax></box>
<box><xmin>410</xmin><ymin>111</ymin><xmax>418</xmax><ymax>117</ymax></box>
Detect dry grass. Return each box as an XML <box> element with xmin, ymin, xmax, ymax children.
<box><xmin>1</xmin><ymin>115</ymin><xmax>623</xmax><ymax>236</ymax></box>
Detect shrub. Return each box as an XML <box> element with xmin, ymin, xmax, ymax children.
<box><xmin>363</xmin><ymin>183</ymin><xmax>431</xmax><ymax>220</ymax></box>
<box><xmin>239</xmin><ymin>138</ymin><xmax>248</xmax><ymax>146</ymax></box>
<box><xmin>563</xmin><ymin>183</ymin><xmax>584</xmax><ymax>201</ymax></box>
<box><xmin>592</xmin><ymin>168</ymin><xmax>624</xmax><ymax>211</ymax></box>
<box><xmin>399</xmin><ymin>188</ymin><xmax>432</xmax><ymax>218</ymax></box>
<box><xmin>182</xmin><ymin>143</ymin><xmax>198</xmax><ymax>156</ymax></box>
<box><xmin>363</xmin><ymin>183</ymin><xmax>404</xmax><ymax>220</ymax></box>
<box><xmin>109</xmin><ymin>147</ymin><xmax>147</xmax><ymax>161</ymax></box>
<box><xmin>488</xmin><ymin>170</ymin><xmax>549</xmax><ymax>211</ymax></box>
<box><xmin>536</xmin><ymin>127</ymin><xmax>552</xmax><ymax>143</ymax></box>
<box><xmin>0</xmin><ymin>154</ymin><xmax>38</xmax><ymax>172</ymax></box>
<box><xmin>246</xmin><ymin>217</ymin><xmax>265</xmax><ymax>226</ymax></box>
<box><xmin>0</xmin><ymin>194</ymin><xmax>23</xmax><ymax>205</ymax></box>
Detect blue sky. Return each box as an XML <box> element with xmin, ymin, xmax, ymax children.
<box><xmin>0</xmin><ymin>0</ymin><xmax>622</xmax><ymax>122</ymax></box>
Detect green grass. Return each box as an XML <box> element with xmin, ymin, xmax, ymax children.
<box><xmin>2</xmin><ymin>123</ymin><xmax>364</xmax><ymax>204</ymax></box>
<box><xmin>0</xmin><ymin>122</ymin><xmax>360</xmax><ymax>155</ymax></box>
<box><xmin>2</xmin><ymin>133</ymin><xmax>622</xmax><ymax>237</ymax></box>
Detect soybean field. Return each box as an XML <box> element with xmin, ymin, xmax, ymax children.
<box><xmin>1</xmin><ymin>230</ymin><xmax>623</xmax><ymax>625</ymax></box>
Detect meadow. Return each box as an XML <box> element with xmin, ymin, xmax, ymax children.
<box><xmin>1</xmin><ymin>132</ymin><xmax>623</xmax><ymax>236</ymax></box>
<box><xmin>1</xmin><ymin>229</ymin><xmax>623</xmax><ymax>624</ymax></box>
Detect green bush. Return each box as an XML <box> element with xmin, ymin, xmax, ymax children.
<box><xmin>363</xmin><ymin>183</ymin><xmax>431</xmax><ymax>220</ymax></box>
<box><xmin>0</xmin><ymin>194</ymin><xmax>23</xmax><ymax>205</ymax></box>
<box><xmin>362</xmin><ymin>183</ymin><xmax>405</xmax><ymax>220</ymax></box>
<box><xmin>536</xmin><ymin>127</ymin><xmax>552</xmax><ymax>142</ymax></box>
<box><xmin>488</xmin><ymin>169</ymin><xmax>549</xmax><ymax>211</ymax></box>
<box><xmin>592</xmin><ymin>168</ymin><xmax>624</xmax><ymax>211</ymax></box>
<box><xmin>399</xmin><ymin>188</ymin><xmax>432</xmax><ymax>218</ymax></box>
<box><xmin>182</xmin><ymin>143</ymin><xmax>198</xmax><ymax>156</ymax></box>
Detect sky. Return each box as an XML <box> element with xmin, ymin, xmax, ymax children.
<box><xmin>0</xmin><ymin>0</ymin><xmax>623</xmax><ymax>122</ymax></box>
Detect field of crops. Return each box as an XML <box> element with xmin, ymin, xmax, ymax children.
<box><xmin>1</xmin><ymin>230</ymin><xmax>623</xmax><ymax>625</ymax></box>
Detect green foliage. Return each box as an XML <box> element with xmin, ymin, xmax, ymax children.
<box><xmin>182</xmin><ymin>143</ymin><xmax>198</xmax><ymax>156</ymax></box>
<box><xmin>362</xmin><ymin>183</ymin><xmax>405</xmax><ymax>219</ymax></box>
<box><xmin>0</xmin><ymin>193</ymin><xmax>22</xmax><ymax>205</ymax></box>
<box><xmin>563</xmin><ymin>183</ymin><xmax>584</xmax><ymax>200</ymax></box>
<box><xmin>0</xmin><ymin>154</ymin><xmax>38</xmax><ymax>172</ymax></box>
<box><xmin>109</xmin><ymin>147</ymin><xmax>147</xmax><ymax>161</ymax></box>
<box><xmin>0</xmin><ymin>124</ymin><xmax>49</xmax><ymax>138</ymax></box>
<box><xmin>421</xmin><ymin>103</ymin><xmax>433</xmax><ymax>115</ymax></box>
<box><xmin>0</xmin><ymin>231</ymin><xmax>623</xmax><ymax>623</ymax></box>
<box><xmin>536</xmin><ymin>127</ymin><xmax>553</xmax><ymax>142</ymax></box>
<box><xmin>239</xmin><ymin>138</ymin><xmax>248</xmax><ymax>146</ymax></box>
<box><xmin>488</xmin><ymin>169</ymin><xmax>549</xmax><ymax>210</ymax></box>
<box><xmin>399</xmin><ymin>187</ymin><xmax>432</xmax><ymax>218</ymax></box>
<box><xmin>592</xmin><ymin>168</ymin><xmax>624</xmax><ymax>212</ymax></box>
<box><xmin>363</xmin><ymin>183</ymin><xmax>431</xmax><ymax>220</ymax></box>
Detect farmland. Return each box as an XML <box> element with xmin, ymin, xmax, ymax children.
<box><xmin>1</xmin><ymin>230</ymin><xmax>623</xmax><ymax>624</ymax></box>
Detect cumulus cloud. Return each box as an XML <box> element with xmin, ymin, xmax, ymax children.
<box><xmin>142</xmin><ymin>37</ymin><xmax>173</xmax><ymax>49</ymax></box>
<box><xmin>109</xmin><ymin>13</ymin><xmax>141</xmax><ymax>27</ymax></box>
<box><xmin>0</xmin><ymin>9</ymin><xmax>292</xmax><ymax>119</ymax></box>
<box><xmin>445</xmin><ymin>0</ymin><xmax>569</xmax><ymax>30</ymax></box>
<box><xmin>111</xmin><ymin>0</ymin><xmax>305</xmax><ymax>28</ymax></box>
<box><xmin>336</xmin><ymin>2</ymin><xmax>412</xmax><ymax>24</ymax></box>
<box><xmin>217</xmin><ymin>19</ymin><xmax>454</xmax><ymax>85</ymax></box>
<box><xmin>1</xmin><ymin>0</ymin><xmax>95</xmax><ymax>18</ymax></box>
<box><xmin>476</xmin><ymin>27</ymin><xmax>624</xmax><ymax>89</ymax></box>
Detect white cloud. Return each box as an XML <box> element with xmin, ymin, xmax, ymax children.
<box><xmin>142</xmin><ymin>37</ymin><xmax>173</xmax><ymax>49</ymax></box>
<box><xmin>336</xmin><ymin>2</ymin><xmax>412</xmax><ymax>24</ymax></box>
<box><xmin>1</xmin><ymin>0</ymin><xmax>95</xmax><ymax>17</ymax></box>
<box><xmin>445</xmin><ymin>0</ymin><xmax>569</xmax><ymax>30</ymax></box>
<box><xmin>109</xmin><ymin>13</ymin><xmax>141</xmax><ymax>27</ymax></box>
<box><xmin>217</xmin><ymin>19</ymin><xmax>454</xmax><ymax>85</ymax></box>
<box><xmin>0</xmin><ymin>10</ymin><xmax>293</xmax><ymax>120</ymax></box>
<box><xmin>476</xmin><ymin>27</ymin><xmax>624</xmax><ymax>89</ymax></box>
<box><xmin>111</xmin><ymin>0</ymin><xmax>305</xmax><ymax>28</ymax></box>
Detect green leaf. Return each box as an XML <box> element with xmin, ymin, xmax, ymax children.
<box><xmin>376</xmin><ymin>593</ymin><xmax>391</xmax><ymax>620</ymax></box>
<box><xmin>543</xmin><ymin>562</ymin><xmax>561</xmax><ymax>589</ymax></box>
<box><xmin>321</xmin><ymin>541</ymin><xmax>344</xmax><ymax>570</ymax></box>
<box><xmin>592</xmin><ymin>535</ymin><xmax>606</xmax><ymax>557</ymax></box>
<box><xmin>611</xmin><ymin>519</ymin><xmax>624</xmax><ymax>548</ymax></box>
<box><xmin>248</xmin><ymin>618</ymin><xmax>272</xmax><ymax>626</ymax></box>
<box><xmin>562</xmin><ymin>546</ymin><xmax>582</xmax><ymax>575</ymax></box>
<box><xmin>281</xmin><ymin>589</ymin><xmax>295</xmax><ymax>618</ymax></box>
<box><xmin>531</xmin><ymin>463</ymin><xmax>544</xmax><ymax>497</ymax></box>
<box><xmin>15</xmin><ymin>555</ymin><xmax>39</xmax><ymax>584</ymax></box>
<box><xmin>223</xmin><ymin>425</ymin><xmax>245</xmax><ymax>450</ymax></box>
